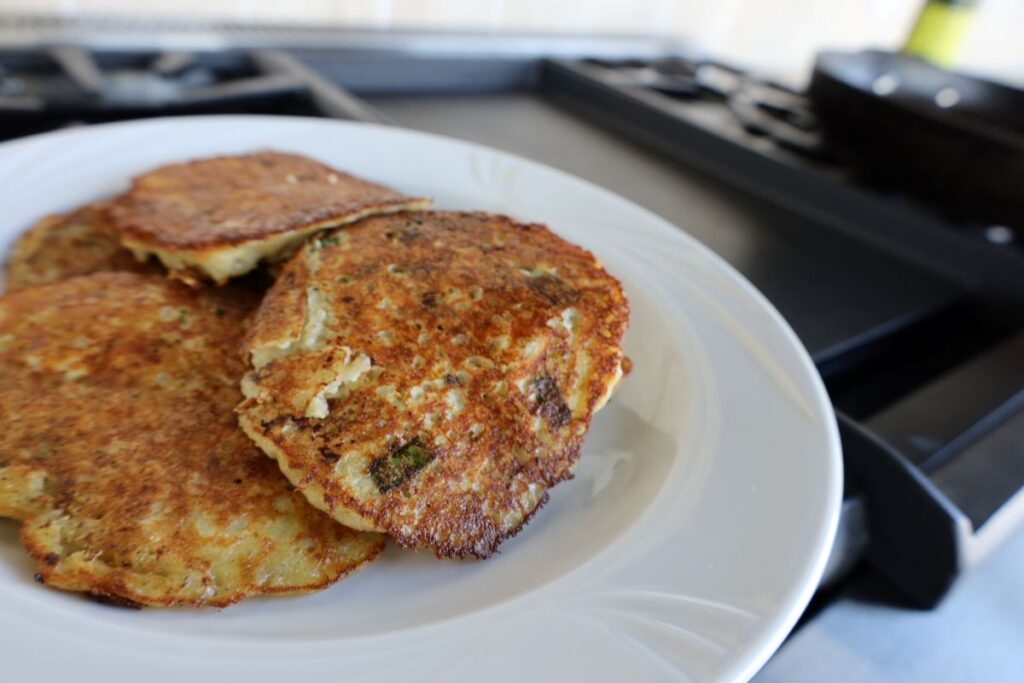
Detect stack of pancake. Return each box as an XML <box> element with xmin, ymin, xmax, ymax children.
<box><xmin>0</xmin><ymin>151</ymin><xmax>629</xmax><ymax>608</ymax></box>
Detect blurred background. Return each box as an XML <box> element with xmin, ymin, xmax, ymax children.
<box><xmin>0</xmin><ymin>0</ymin><xmax>1022</xmax><ymax>85</ymax></box>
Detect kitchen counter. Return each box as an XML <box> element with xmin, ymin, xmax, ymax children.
<box><xmin>756</xmin><ymin>517</ymin><xmax>1024</xmax><ymax>682</ymax></box>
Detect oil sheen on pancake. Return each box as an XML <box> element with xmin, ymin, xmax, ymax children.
<box><xmin>4</xmin><ymin>203</ymin><xmax>157</xmax><ymax>293</ymax></box>
<box><xmin>107</xmin><ymin>151</ymin><xmax>430</xmax><ymax>284</ymax></box>
<box><xmin>0</xmin><ymin>273</ymin><xmax>384</xmax><ymax>607</ymax></box>
<box><xmin>238</xmin><ymin>211</ymin><xmax>629</xmax><ymax>558</ymax></box>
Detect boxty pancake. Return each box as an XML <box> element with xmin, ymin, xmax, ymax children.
<box><xmin>0</xmin><ymin>273</ymin><xmax>383</xmax><ymax>607</ymax></box>
<box><xmin>108</xmin><ymin>151</ymin><xmax>430</xmax><ymax>284</ymax></box>
<box><xmin>4</xmin><ymin>203</ymin><xmax>158</xmax><ymax>293</ymax></box>
<box><xmin>237</xmin><ymin>211</ymin><xmax>629</xmax><ymax>558</ymax></box>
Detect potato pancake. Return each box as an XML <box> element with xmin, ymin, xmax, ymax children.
<box><xmin>238</xmin><ymin>212</ymin><xmax>629</xmax><ymax>558</ymax></box>
<box><xmin>4</xmin><ymin>203</ymin><xmax>157</xmax><ymax>293</ymax></box>
<box><xmin>0</xmin><ymin>273</ymin><xmax>383</xmax><ymax>606</ymax></box>
<box><xmin>107</xmin><ymin>151</ymin><xmax>430</xmax><ymax>283</ymax></box>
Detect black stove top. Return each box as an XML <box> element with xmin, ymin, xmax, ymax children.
<box><xmin>0</xmin><ymin>41</ymin><xmax>1022</xmax><ymax>616</ymax></box>
<box><xmin>547</xmin><ymin>58</ymin><xmax>1024</xmax><ymax>269</ymax></box>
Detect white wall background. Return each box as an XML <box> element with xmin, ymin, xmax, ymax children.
<box><xmin>0</xmin><ymin>0</ymin><xmax>1021</xmax><ymax>84</ymax></box>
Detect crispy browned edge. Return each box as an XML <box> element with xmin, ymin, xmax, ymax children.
<box><xmin>22</xmin><ymin>527</ymin><xmax>386</xmax><ymax>608</ymax></box>
<box><xmin>106</xmin><ymin>152</ymin><xmax>431</xmax><ymax>250</ymax></box>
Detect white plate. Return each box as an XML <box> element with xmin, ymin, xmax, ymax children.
<box><xmin>0</xmin><ymin>115</ymin><xmax>841</xmax><ymax>682</ymax></box>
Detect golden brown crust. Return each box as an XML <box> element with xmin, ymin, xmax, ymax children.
<box><xmin>238</xmin><ymin>211</ymin><xmax>629</xmax><ymax>558</ymax></box>
<box><xmin>0</xmin><ymin>273</ymin><xmax>383</xmax><ymax>607</ymax></box>
<box><xmin>4</xmin><ymin>203</ymin><xmax>159</xmax><ymax>292</ymax></box>
<box><xmin>107</xmin><ymin>151</ymin><xmax>429</xmax><ymax>250</ymax></box>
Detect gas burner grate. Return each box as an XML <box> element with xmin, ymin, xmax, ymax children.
<box><xmin>584</xmin><ymin>57</ymin><xmax>827</xmax><ymax>159</ymax></box>
<box><xmin>0</xmin><ymin>47</ymin><xmax>385</xmax><ymax>139</ymax></box>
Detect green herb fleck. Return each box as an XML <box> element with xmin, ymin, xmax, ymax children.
<box><xmin>531</xmin><ymin>375</ymin><xmax>572</xmax><ymax>429</ymax></box>
<box><xmin>527</xmin><ymin>273</ymin><xmax>579</xmax><ymax>307</ymax></box>
<box><xmin>370</xmin><ymin>439</ymin><xmax>434</xmax><ymax>493</ymax></box>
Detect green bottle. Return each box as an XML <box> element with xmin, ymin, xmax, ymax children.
<box><xmin>905</xmin><ymin>0</ymin><xmax>979</xmax><ymax>66</ymax></box>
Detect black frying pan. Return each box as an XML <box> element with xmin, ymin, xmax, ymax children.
<box><xmin>808</xmin><ymin>49</ymin><xmax>1024</xmax><ymax>228</ymax></box>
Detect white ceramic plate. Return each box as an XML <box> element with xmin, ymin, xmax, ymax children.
<box><xmin>0</xmin><ymin>116</ymin><xmax>841</xmax><ymax>682</ymax></box>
